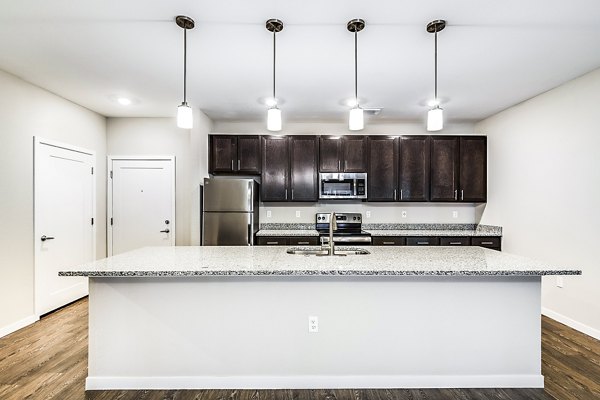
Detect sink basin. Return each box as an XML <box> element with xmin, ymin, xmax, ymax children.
<box><xmin>286</xmin><ymin>246</ymin><xmax>370</xmax><ymax>256</ymax></box>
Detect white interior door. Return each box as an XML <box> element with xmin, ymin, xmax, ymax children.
<box><xmin>109</xmin><ymin>157</ymin><xmax>175</xmax><ymax>256</ymax></box>
<box><xmin>34</xmin><ymin>138</ymin><xmax>95</xmax><ymax>316</ymax></box>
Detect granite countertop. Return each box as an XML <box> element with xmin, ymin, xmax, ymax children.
<box><xmin>256</xmin><ymin>224</ymin><xmax>502</xmax><ymax>238</ymax></box>
<box><xmin>59</xmin><ymin>246</ymin><xmax>580</xmax><ymax>277</ymax></box>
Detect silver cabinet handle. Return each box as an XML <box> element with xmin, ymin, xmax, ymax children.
<box><xmin>394</xmin><ymin>189</ymin><xmax>397</xmax><ymax>200</ymax></box>
<box><xmin>461</xmin><ymin>189</ymin><xmax>464</xmax><ymax>201</ymax></box>
<box><xmin>238</xmin><ymin>160</ymin><xmax>241</xmax><ymax>170</ymax></box>
<box><xmin>449</xmin><ymin>242</ymin><xmax>462</xmax><ymax>245</ymax></box>
<box><xmin>454</xmin><ymin>190</ymin><xmax>458</xmax><ymax>200</ymax></box>
<box><xmin>400</xmin><ymin>189</ymin><xmax>403</xmax><ymax>200</ymax></box>
<box><xmin>417</xmin><ymin>241</ymin><xmax>428</xmax><ymax>245</ymax></box>
<box><xmin>41</xmin><ymin>235</ymin><xmax>55</xmax><ymax>241</ymax></box>
<box><xmin>160</xmin><ymin>229</ymin><xmax>170</xmax><ymax>233</ymax></box>
<box><xmin>231</xmin><ymin>159</ymin><xmax>234</xmax><ymax>170</ymax></box>
<box><xmin>267</xmin><ymin>241</ymin><xmax>279</xmax><ymax>245</ymax></box>
<box><xmin>291</xmin><ymin>189</ymin><xmax>294</xmax><ymax>199</ymax></box>
<box><xmin>338</xmin><ymin>160</ymin><xmax>341</xmax><ymax>171</ymax></box>
<box><xmin>298</xmin><ymin>241</ymin><xmax>309</xmax><ymax>245</ymax></box>
<box><xmin>481</xmin><ymin>241</ymin><xmax>494</xmax><ymax>245</ymax></box>
<box><xmin>285</xmin><ymin>189</ymin><xmax>288</xmax><ymax>200</ymax></box>
<box><xmin>383</xmin><ymin>241</ymin><xmax>395</xmax><ymax>245</ymax></box>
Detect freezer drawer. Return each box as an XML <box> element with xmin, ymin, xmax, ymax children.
<box><xmin>203</xmin><ymin>212</ymin><xmax>254</xmax><ymax>246</ymax></box>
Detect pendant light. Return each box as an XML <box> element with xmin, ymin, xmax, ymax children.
<box><xmin>176</xmin><ymin>15</ymin><xmax>195</xmax><ymax>129</ymax></box>
<box><xmin>347</xmin><ymin>19</ymin><xmax>365</xmax><ymax>131</ymax></box>
<box><xmin>266</xmin><ymin>19</ymin><xmax>283</xmax><ymax>132</ymax></box>
<box><xmin>426</xmin><ymin>19</ymin><xmax>446</xmax><ymax>132</ymax></box>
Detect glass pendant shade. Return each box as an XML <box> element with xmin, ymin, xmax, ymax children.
<box><xmin>427</xmin><ymin>106</ymin><xmax>443</xmax><ymax>132</ymax></box>
<box><xmin>177</xmin><ymin>103</ymin><xmax>193</xmax><ymax>129</ymax></box>
<box><xmin>267</xmin><ymin>107</ymin><xmax>282</xmax><ymax>131</ymax></box>
<box><xmin>349</xmin><ymin>106</ymin><xmax>364</xmax><ymax>131</ymax></box>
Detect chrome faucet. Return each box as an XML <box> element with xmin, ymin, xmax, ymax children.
<box><xmin>326</xmin><ymin>212</ymin><xmax>337</xmax><ymax>256</ymax></box>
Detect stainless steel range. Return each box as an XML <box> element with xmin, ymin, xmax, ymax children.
<box><xmin>316</xmin><ymin>212</ymin><xmax>372</xmax><ymax>245</ymax></box>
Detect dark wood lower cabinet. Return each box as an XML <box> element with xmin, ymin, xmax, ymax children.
<box><xmin>257</xmin><ymin>236</ymin><xmax>318</xmax><ymax>246</ymax></box>
<box><xmin>471</xmin><ymin>237</ymin><xmax>502</xmax><ymax>251</ymax></box>
<box><xmin>372</xmin><ymin>237</ymin><xmax>406</xmax><ymax>246</ymax></box>
<box><xmin>406</xmin><ymin>237</ymin><xmax>440</xmax><ymax>246</ymax></box>
<box><xmin>439</xmin><ymin>237</ymin><xmax>471</xmax><ymax>246</ymax></box>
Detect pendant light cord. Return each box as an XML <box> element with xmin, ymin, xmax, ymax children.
<box><xmin>273</xmin><ymin>30</ymin><xmax>276</xmax><ymax>100</ymax></box>
<box><xmin>354</xmin><ymin>31</ymin><xmax>358</xmax><ymax>103</ymax></box>
<box><xmin>434</xmin><ymin>30</ymin><xmax>438</xmax><ymax>101</ymax></box>
<box><xmin>183</xmin><ymin>27</ymin><xmax>187</xmax><ymax>104</ymax></box>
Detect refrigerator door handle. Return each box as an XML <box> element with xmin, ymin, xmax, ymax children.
<box><xmin>247</xmin><ymin>222</ymin><xmax>252</xmax><ymax>246</ymax></box>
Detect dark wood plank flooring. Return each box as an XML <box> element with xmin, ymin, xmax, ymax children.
<box><xmin>1</xmin><ymin>298</ymin><xmax>598</xmax><ymax>400</ymax></box>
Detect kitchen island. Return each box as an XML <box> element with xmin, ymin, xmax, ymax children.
<box><xmin>59</xmin><ymin>246</ymin><xmax>580</xmax><ymax>390</ymax></box>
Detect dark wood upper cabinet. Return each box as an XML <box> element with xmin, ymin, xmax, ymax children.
<box><xmin>430</xmin><ymin>136</ymin><xmax>460</xmax><ymax>202</ymax></box>
<box><xmin>319</xmin><ymin>136</ymin><xmax>366</xmax><ymax>173</ymax></box>
<box><xmin>367</xmin><ymin>137</ymin><xmax>397</xmax><ymax>201</ymax></box>
<box><xmin>209</xmin><ymin>135</ymin><xmax>236</xmax><ymax>173</ymax></box>
<box><xmin>289</xmin><ymin>136</ymin><xmax>319</xmax><ymax>201</ymax></box>
<box><xmin>459</xmin><ymin>136</ymin><xmax>487</xmax><ymax>202</ymax></box>
<box><xmin>398</xmin><ymin>136</ymin><xmax>430</xmax><ymax>202</ymax></box>
<box><xmin>209</xmin><ymin>135</ymin><xmax>261</xmax><ymax>175</ymax></box>
<box><xmin>261</xmin><ymin>137</ymin><xmax>289</xmax><ymax>201</ymax></box>
<box><xmin>319</xmin><ymin>137</ymin><xmax>342</xmax><ymax>172</ymax></box>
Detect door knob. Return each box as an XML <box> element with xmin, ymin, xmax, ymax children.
<box><xmin>160</xmin><ymin>229</ymin><xmax>170</xmax><ymax>233</ymax></box>
<box><xmin>41</xmin><ymin>235</ymin><xmax>55</xmax><ymax>241</ymax></box>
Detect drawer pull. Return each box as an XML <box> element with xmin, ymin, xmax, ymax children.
<box><xmin>480</xmin><ymin>241</ymin><xmax>494</xmax><ymax>245</ymax></box>
<box><xmin>417</xmin><ymin>241</ymin><xmax>429</xmax><ymax>245</ymax></box>
<box><xmin>266</xmin><ymin>241</ymin><xmax>279</xmax><ymax>245</ymax></box>
<box><xmin>383</xmin><ymin>241</ymin><xmax>395</xmax><ymax>245</ymax></box>
<box><xmin>449</xmin><ymin>242</ymin><xmax>462</xmax><ymax>245</ymax></box>
<box><xmin>297</xmin><ymin>241</ymin><xmax>309</xmax><ymax>245</ymax></box>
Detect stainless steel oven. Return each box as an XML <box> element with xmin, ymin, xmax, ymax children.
<box><xmin>316</xmin><ymin>212</ymin><xmax>372</xmax><ymax>245</ymax></box>
<box><xmin>318</xmin><ymin>173</ymin><xmax>367</xmax><ymax>200</ymax></box>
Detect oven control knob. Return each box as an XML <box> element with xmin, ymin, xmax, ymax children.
<box><xmin>357</xmin><ymin>216</ymin><xmax>361</xmax><ymax>220</ymax></box>
<box><xmin>353</xmin><ymin>217</ymin><xmax>356</xmax><ymax>220</ymax></box>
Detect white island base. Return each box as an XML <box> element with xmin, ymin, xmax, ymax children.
<box><xmin>86</xmin><ymin>275</ymin><xmax>543</xmax><ymax>390</ymax></box>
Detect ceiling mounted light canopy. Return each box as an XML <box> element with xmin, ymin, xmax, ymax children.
<box><xmin>347</xmin><ymin>19</ymin><xmax>365</xmax><ymax>131</ymax></box>
<box><xmin>176</xmin><ymin>15</ymin><xmax>194</xmax><ymax>129</ymax></box>
<box><xmin>426</xmin><ymin>19</ymin><xmax>446</xmax><ymax>132</ymax></box>
<box><xmin>266</xmin><ymin>18</ymin><xmax>284</xmax><ymax>132</ymax></box>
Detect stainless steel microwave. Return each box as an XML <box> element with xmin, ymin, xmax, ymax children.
<box><xmin>319</xmin><ymin>173</ymin><xmax>367</xmax><ymax>199</ymax></box>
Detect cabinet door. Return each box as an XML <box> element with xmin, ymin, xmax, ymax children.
<box><xmin>257</xmin><ymin>237</ymin><xmax>288</xmax><ymax>246</ymax></box>
<box><xmin>430</xmin><ymin>136</ymin><xmax>459</xmax><ymax>202</ymax></box>
<box><xmin>367</xmin><ymin>137</ymin><xmax>397</xmax><ymax>201</ymax></box>
<box><xmin>261</xmin><ymin>137</ymin><xmax>289</xmax><ymax>201</ymax></box>
<box><xmin>459</xmin><ymin>136</ymin><xmax>487</xmax><ymax>202</ymax></box>
<box><xmin>290</xmin><ymin>136</ymin><xmax>319</xmax><ymax>201</ymax></box>
<box><xmin>372</xmin><ymin>237</ymin><xmax>406</xmax><ymax>246</ymax></box>
<box><xmin>210</xmin><ymin>135</ymin><xmax>236</xmax><ymax>173</ymax></box>
<box><xmin>237</xmin><ymin>135</ymin><xmax>261</xmax><ymax>174</ymax></box>
<box><xmin>398</xmin><ymin>136</ymin><xmax>430</xmax><ymax>201</ymax></box>
<box><xmin>319</xmin><ymin>137</ymin><xmax>342</xmax><ymax>172</ymax></box>
<box><xmin>343</xmin><ymin>136</ymin><xmax>367</xmax><ymax>172</ymax></box>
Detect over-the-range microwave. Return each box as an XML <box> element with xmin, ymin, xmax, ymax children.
<box><xmin>319</xmin><ymin>173</ymin><xmax>367</xmax><ymax>200</ymax></box>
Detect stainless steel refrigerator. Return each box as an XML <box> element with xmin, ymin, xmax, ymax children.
<box><xmin>202</xmin><ymin>178</ymin><xmax>259</xmax><ymax>246</ymax></box>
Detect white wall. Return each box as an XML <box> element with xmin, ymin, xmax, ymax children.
<box><xmin>213</xmin><ymin>120</ymin><xmax>481</xmax><ymax>224</ymax></box>
<box><xmin>476</xmin><ymin>68</ymin><xmax>600</xmax><ymax>338</ymax></box>
<box><xmin>0</xmin><ymin>69</ymin><xmax>106</xmax><ymax>334</ymax></box>
<box><xmin>106</xmin><ymin>113</ymin><xmax>212</xmax><ymax>246</ymax></box>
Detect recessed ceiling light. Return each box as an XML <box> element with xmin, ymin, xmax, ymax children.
<box><xmin>117</xmin><ymin>97</ymin><xmax>132</xmax><ymax>106</ymax></box>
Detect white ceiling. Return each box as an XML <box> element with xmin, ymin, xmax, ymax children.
<box><xmin>1</xmin><ymin>0</ymin><xmax>600</xmax><ymax>123</ymax></box>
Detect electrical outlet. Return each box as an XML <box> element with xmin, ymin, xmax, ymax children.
<box><xmin>266</xmin><ymin>210</ymin><xmax>272</xmax><ymax>218</ymax></box>
<box><xmin>556</xmin><ymin>277</ymin><xmax>564</xmax><ymax>288</ymax></box>
<box><xmin>296</xmin><ymin>210</ymin><xmax>301</xmax><ymax>218</ymax></box>
<box><xmin>452</xmin><ymin>211</ymin><xmax>458</xmax><ymax>219</ymax></box>
<box><xmin>401</xmin><ymin>211</ymin><xmax>407</xmax><ymax>218</ymax></box>
<box><xmin>308</xmin><ymin>316</ymin><xmax>319</xmax><ymax>333</ymax></box>
<box><xmin>366</xmin><ymin>211</ymin><xmax>371</xmax><ymax>218</ymax></box>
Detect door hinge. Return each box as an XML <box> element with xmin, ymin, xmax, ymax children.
<box><xmin>91</xmin><ymin>167</ymin><xmax>94</xmax><ymax>174</ymax></box>
<box><xmin>91</xmin><ymin>217</ymin><xmax>94</xmax><ymax>225</ymax></box>
<box><xmin>110</xmin><ymin>171</ymin><xmax>113</xmax><ymax>179</ymax></box>
<box><xmin>110</xmin><ymin>217</ymin><xmax>113</xmax><ymax>226</ymax></box>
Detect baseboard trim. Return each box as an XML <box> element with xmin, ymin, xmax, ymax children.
<box><xmin>0</xmin><ymin>315</ymin><xmax>39</xmax><ymax>339</ymax></box>
<box><xmin>542</xmin><ymin>307</ymin><xmax>600</xmax><ymax>340</ymax></box>
<box><xmin>86</xmin><ymin>374</ymin><xmax>544</xmax><ymax>390</ymax></box>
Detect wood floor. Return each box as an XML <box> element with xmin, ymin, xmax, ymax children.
<box><xmin>1</xmin><ymin>298</ymin><xmax>599</xmax><ymax>400</ymax></box>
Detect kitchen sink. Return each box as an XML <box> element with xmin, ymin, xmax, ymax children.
<box><xmin>286</xmin><ymin>246</ymin><xmax>370</xmax><ymax>256</ymax></box>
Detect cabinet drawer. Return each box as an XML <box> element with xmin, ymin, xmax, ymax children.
<box><xmin>406</xmin><ymin>237</ymin><xmax>440</xmax><ymax>246</ymax></box>
<box><xmin>257</xmin><ymin>237</ymin><xmax>288</xmax><ymax>246</ymax></box>
<box><xmin>372</xmin><ymin>237</ymin><xmax>406</xmax><ymax>246</ymax></box>
<box><xmin>288</xmin><ymin>237</ymin><xmax>319</xmax><ymax>246</ymax></box>
<box><xmin>471</xmin><ymin>237</ymin><xmax>501</xmax><ymax>250</ymax></box>
<box><xmin>440</xmin><ymin>237</ymin><xmax>471</xmax><ymax>246</ymax></box>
